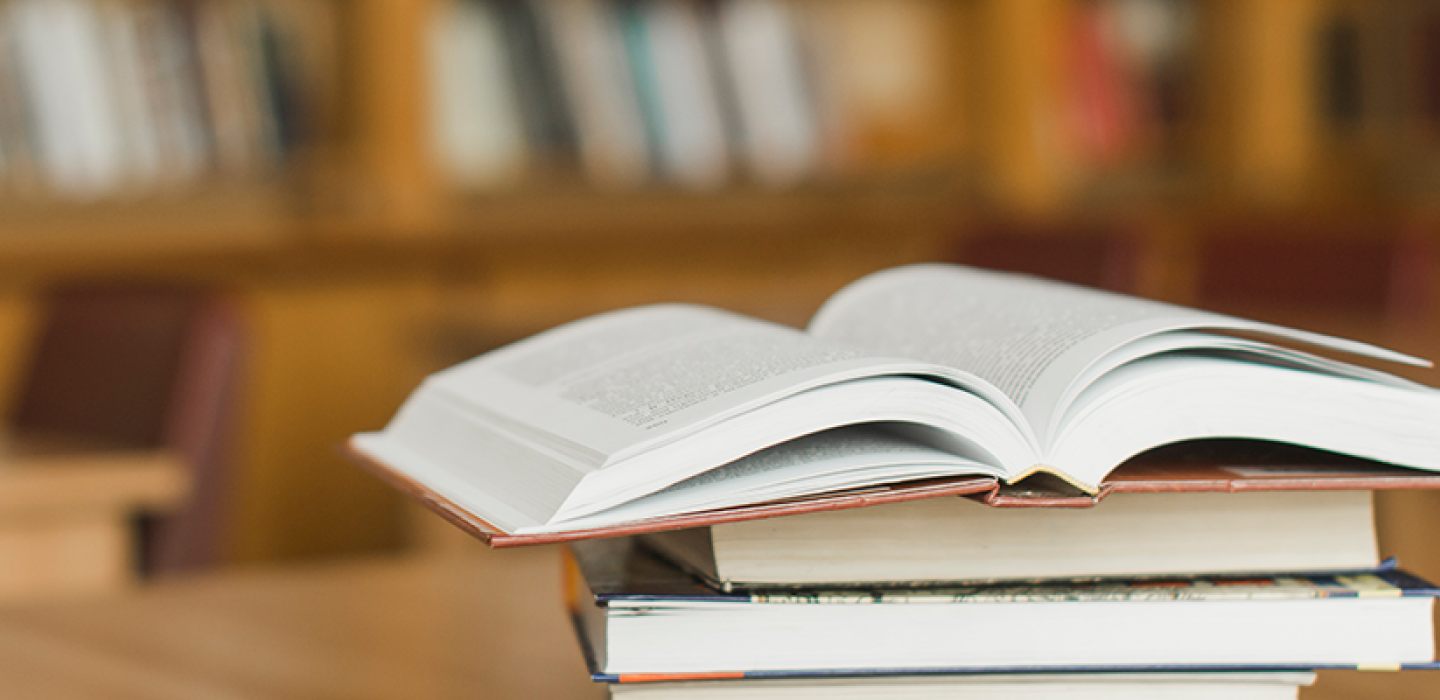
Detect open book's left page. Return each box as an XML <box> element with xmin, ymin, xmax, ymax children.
<box><xmin>352</xmin><ymin>304</ymin><xmax>1005</xmax><ymax>534</ymax></box>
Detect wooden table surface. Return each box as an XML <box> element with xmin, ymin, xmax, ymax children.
<box><xmin>0</xmin><ymin>544</ymin><xmax>604</xmax><ymax>699</ymax></box>
<box><xmin>0</xmin><ymin>434</ymin><xmax>187</xmax><ymax>600</ymax></box>
<box><xmin>0</xmin><ymin>538</ymin><xmax>1431</xmax><ymax>699</ymax></box>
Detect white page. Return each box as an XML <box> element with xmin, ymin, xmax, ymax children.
<box><xmin>554</xmin><ymin>425</ymin><xmax>993</xmax><ymax>530</ymax></box>
<box><xmin>809</xmin><ymin>264</ymin><xmax>1426</xmax><ymax>445</ymax></box>
<box><xmin>425</xmin><ymin>304</ymin><xmax>942</xmax><ymax>466</ymax></box>
<box><xmin>547</xmin><ymin>375</ymin><xmax>1028</xmax><ymax>524</ymax></box>
<box><xmin>362</xmin><ymin>303</ymin><xmax>1022</xmax><ymax>532</ymax></box>
<box><xmin>1052</xmin><ymin>353</ymin><xmax>1440</xmax><ymax>486</ymax></box>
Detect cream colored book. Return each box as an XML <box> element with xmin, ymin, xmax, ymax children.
<box><xmin>641</xmin><ymin>489</ymin><xmax>1379</xmax><ymax>589</ymax></box>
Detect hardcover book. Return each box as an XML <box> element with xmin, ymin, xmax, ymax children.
<box><xmin>638</xmin><ymin>486</ymin><xmax>1383</xmax><ymax>589</ymax></box>
<box><xmin>568</xmin><ymin>538</ymin><xmax>1439</xmax><ymax>679</ymax></box>
<box><xmin>604</xmin><ymin>672</ymin><xmax>1317</xmax><ymax>700</ymax></box>
<box><xmin>348</xmin><ymin>263</ymin><xmax>1440</xmax><ymax>544</ymax></box>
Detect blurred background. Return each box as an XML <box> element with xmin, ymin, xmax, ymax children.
<box><xmin>0</xmin><ymin>0</ymin><xmax>1439</xmax><ymax>682</ymax></box>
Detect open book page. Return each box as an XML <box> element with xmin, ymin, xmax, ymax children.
<box><xmin>551</xmin><ymin>375</ymin><xmax>1033</xmax><ymax>524</ymax></box>
<box><xmin>546</xmin><ymin>425</ymin><xmax>998</xmax><ymax>533</ymax></box>
<box><xmin>423</xmin><ymin>304</ymin><xmax>944</xmax><ymax>468</ymax></box>
<box><xmin>360</xmin><ymin>302</ymin><xmax>1026</xmax><ymax>533</ymax></box>
<box><xmin>808</xmin><ymin>264</ymin><xmax>1427</xmax><ymax>448</ymax></box>
<box><xmin>1052</xmin><ymin>353</ymin><xmax>1440</xmax><ymax>487</ymax></box>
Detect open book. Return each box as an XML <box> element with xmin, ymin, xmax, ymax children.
<box><xmin>348</xmin><ymin>264</ymin><xmax>1440</xmax><ymax>541</ymax></box>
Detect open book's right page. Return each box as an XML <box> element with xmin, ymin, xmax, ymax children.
<box><xmin>807</xmin><ymin>264</ymin><xmax>1425</xmax><ymax>454</ymax></box>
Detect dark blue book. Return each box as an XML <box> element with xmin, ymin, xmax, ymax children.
<box><xmin>568</xmin><ymin>538</ymin><xmax>1440</xmax><ymax>682</ymax></box>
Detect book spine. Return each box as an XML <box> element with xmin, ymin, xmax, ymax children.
<box><xmin>538</xmin><ymin>0</ymin><xmax>652</xmax><ymax>187</ymax></box>
<box><xmin>426</xmin><ymin>0</ymin><xmax>529</xmax><ymax>188</ymax></box>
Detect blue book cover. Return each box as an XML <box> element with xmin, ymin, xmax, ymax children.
<box><xmin>567</xmin><ymin>538</ymin><xmax>1440</xmax><ymax>682</ymax></box>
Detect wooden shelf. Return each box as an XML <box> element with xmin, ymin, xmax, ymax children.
<box><xmin>0</xmin><ymin>184</ymin><xmax>301</xmax><ymax>276</ymax></box>
<box><xmin>417</xmin><ymin>175</ymin><xmax>969</xmax><ymax>241</ymax></box>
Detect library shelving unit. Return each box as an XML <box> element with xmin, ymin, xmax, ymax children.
<box><xmin>3</xmin><ymin>1</ymin><xmax>1440</xmax><ymax>697</ymax></box>
<box><xmin>3</xmin><ymin>0</ymin><xmax>1440</xmax><ymax>646</ymax></box>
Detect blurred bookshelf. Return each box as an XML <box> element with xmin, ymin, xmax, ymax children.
<box><xmin>7</xmin><ymin>0</ymin><xmax>1440</xmax><ymax>262</ymax></box>
<box><xmin>3</xmin><ymin>0</ymin><xmax>1440</xmax><ymax>606</ymax></box>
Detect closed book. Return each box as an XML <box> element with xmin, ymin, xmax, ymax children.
<box><xmin>193</xmin><ymin>0</ymin><xmax>264</xmax><ymax>176</ymax></box>
<box><xmin>7</xmin><ymin>0</ymin><xmax>127</xmax><ymax>197</ymax></box>
<box><xmin>716</xmin><ymin>0</ymin><xmax>819</xmax><ymax>187</ymax></box>
<box><xmin>135</xmin><ymin>0</ymin><xmax>212</xmax><ymax>185</ymax></box>
<box><xmin>538</xmin><ymin>0</ymin><xmax>651</xmax><ymax>187</ymax></box>
<box><xmin>426</xmin><ymin>0</ymin><xmax>528</xmax><ymax>188</ymax></box>
<box><xmin>100</xmin><ymin>0</ymin><xmax>164</xmax><ymax>188</ymax></box>
<box><xmin>0</xmin><ymin>13</ymin><xmax>37</xmax><ymax>192</ymax></box>
<box><xmin>619</xmin><ymin>0</ymin><xmax>729</xmax><ymax>188</ymax></box>
<box><xmin>568</xmin><ymin>538</ymin><xmax>1438</xmax><ymax>678</ymax></box>
<box><xmin>605</xmin><ymin>672</ymin><xmax>1316</xmax><ymax>700</ymax></box>
<box><xmin>496</xmin><ymin>0</ymin><xmax>576</xmax><ymax>157</ymax></box>
<box><xmin>639</xmin><ymin>487</ymin><xmax>1381</xmax><ymax>590</ymax></box>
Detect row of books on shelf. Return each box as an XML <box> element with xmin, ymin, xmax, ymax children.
<box><xmin>428</xmin><ymin>0</ymin><xmax>961</xmax><ymax>192</ymax></box>
<box><xmin>12</xmin><ymin>0</ymin><xmax>1440</xmax><ymax>208</ymax></box>
<box><xmin>431</xmin><ymin>0</ymin><xmax>1440</xmax><ymax>196</ymax></box>
<box><xmin>1060</xmin><ymin>0</ymin><xmax>1196</xmax><ymax>170</ymax></box>
<box><xmin>1051</xmin><ymin>0</ymin><xmax>1440</xmax><ymax>175</ymax></box>
<box><xmin>0</xmin><ymin>0</ymin><xmax>322</xmax><ymax>202</ymax></box>
<box><xmin>428</xmin><ymin>0</ymin><xmax>1209</xmax><ymax>192</ymax></box>
<box><xmin>349</xmin><ymin>263</ymin><xmax>1440</xmax><ymax>697</ymax></box>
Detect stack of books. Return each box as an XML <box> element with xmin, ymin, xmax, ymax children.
<box><xmin>564</xmin><ymin>489</ymin><xmax>1435</xmax><ymax>699</ymax></box>
<box><xmin>348</xmin><ymin>263</ymin><xmax>1440</xmax><ymax>697</ymax></box>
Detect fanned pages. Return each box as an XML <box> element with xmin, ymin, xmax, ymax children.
<box><xmin>349</xmin><ymin>263</ymin><xmax>1440</xmax><ymax>539</ymax></box>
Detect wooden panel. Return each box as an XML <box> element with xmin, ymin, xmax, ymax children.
<box><xmin>345</xmin><ymin>0</ymin><xmax>443</xmax><ymax>234</ymax></box>
<box><xmin>0</xmin><ymin>292</ymin><xmax>38</xmax><ymax>423</ymax></box>
<box><xmin>952</xmin><ymin>226</ymin><xmax>1140</xmax><ymax>292</ymax></box>
<box><xmin>1206</xmin><ymin>0</ymin><xmax>1324</xmax><ymax>201</ymax></box>
<box><xmin>0</xmin><ymin>186</ymin><xmax>296</xmax><ymax>273</ymax></box>
<box><xmin>1197</xmin><ymin>231</ymin><xmax>1397</xmax><ymax>316</ymax></box>
<box><xmin>429</xmin><ymin>225</ymin><xmax>952</xmax><ymax>359</ymax></box>
<box><xmin>974</xmin><ymin>0</ymin><xmax>1069</xmax><ymax>210</ymax></box>
<box><xmin>227</xmin><ymin>279</ymin><xmax>440</xmax><ymax>562</ymax></box>
<box><xmin>1305</xmin><ymin>669</ymin><xmax>1440</xmax><ymax>700</ymax></box>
